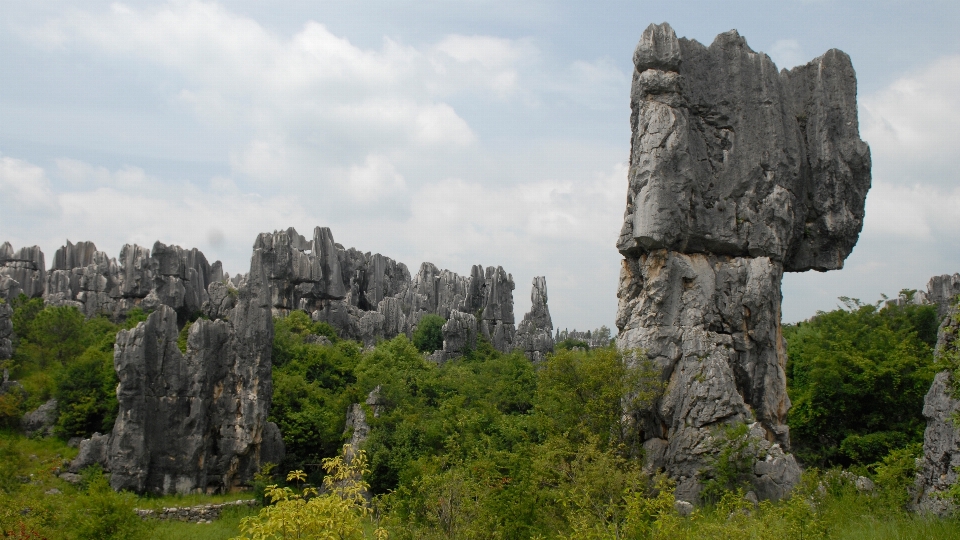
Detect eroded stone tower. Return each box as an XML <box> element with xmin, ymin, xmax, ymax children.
<box><xmin>616</xmin><ymin>23</ymin><xmax>871</xmax><ymax>501</ymax></box>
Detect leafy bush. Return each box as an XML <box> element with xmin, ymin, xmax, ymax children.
<box><xmin>412</xmin><ymin>314</ymin><xmax>444</xmax><ymax>353</ymax></box>
<box><xmin>784</xmin><ymin>298</ymin><xmax>938</xmax><ymax>467</ymax></box>
<box><xmin>233</xmin><ymin>446</ymin><xmax>386</xmax><ymax>540</ymax></box>
<box><xmin>66</xmin><ymin>471</ymin><xmax>145</xmax><ymax>540</ymax></box>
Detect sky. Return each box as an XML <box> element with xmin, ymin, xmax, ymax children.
<box><xmin>1</xmin><ymin>1</ymin><xmax>959</xmax><ymax>331</ymax></box>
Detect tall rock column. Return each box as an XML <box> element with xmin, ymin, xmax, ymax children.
<box><xmin>616</xmin><ymin>23</ymin><xmax>870</xmax><ymax>501</ymax></box>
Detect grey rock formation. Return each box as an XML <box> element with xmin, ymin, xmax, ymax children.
<box><xmin>252</xmin><ymin>226</ymin><xmax>522</xmax><ymax>353</ymax></box>
<box><xmin>45</xmin><ymin>241</ymin><xmax>121</xmax><ymax>318</ymax></box>
<box><xmin>555</xmin><ymin>326</ymin><xmax>614</xmax><ymax>349</ymax></box>
<box><xmin>915</xmin><ymin>304</ymin><xmax>960</xmax><ymax>515</ymax></box>
<box><xmin>36</xmin><ymin>239</ymin><xmax>225</xmax><ymax>324</ymax></box>
<box><xmin>70</xmin><ymin>239</ymin><xmax>280</xmax><ymax>495</ymax></box>
<box><xmin>0</xmin><ymin>300</ymin><xmax>12</xmax><ymax>360</ymax></box>
<box><xmin>440</xmin><ymin>310</ymin><xmax>478</xmax><ymax>360</ymax></box>
<box><xmin>0</xmin><ymin>243</ymin><xmax>46</xmax><ymax>301</ymax></box>
<box><xmin>617</xmin><ymin>23</ymin><xmax>869</xmax><ymax>502</ymax></box>
<box><xmin>514</xmin><ymin>277</ymin><xmax>555</xmax><ymax>362</ymax></box>
<box><xmin>885</xmin><ymin>274</ymin><xmax>960</xmax><ymax>319</ymax></box>
<box><xmin>22</xmin><ymin>398</ymin><xmax>57</xmax><ymax>437</ymax></box>
<box><xmin>926</xmin><ymin>274</ymin><xmax>960</xmax><ymax>319</ymax></box>
<box><xmin>618</xmin><ymin>24</ymin><xmax>870</xmax><ymax>270</ymax></box>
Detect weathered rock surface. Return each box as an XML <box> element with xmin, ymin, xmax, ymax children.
<box><xmin>514</xmin><ymin>277</ymin><xmax>555</xmax><ymax>362</ymax></box>
<box><xmin>616</xmin><ymin>23</ymin><xmax>869</xmax><ymax>501</ymax></box>
<box><xmin>26</xmin><ymin>238</ymin><xmax>226</xmax><ymax>324</ymax></box>
<box><xmin>0</xmin><ymin>300</ymin><xmax>12</xmax><ymax>360</ymax></box>
<box><xmin>440</xmin><ymin>310</ymin><xmax>478</xmax><ymax>360</ymax></box>
<box><xmin>618</xmin><ymin>24</ymin><xmax>870</xmax><ymax>271</ymax></box>
<box><xmin>0</xmin><ymin>243</ymin><xmax>46</xmax><ymax>301</ymax></box>
<box><xmin>254</xmin><ymin>226</ymin><xmax>522</xmax><ymax>352</ymax></box>
<box><xmin>915</xmin><ymin>303</ymin><xmax>960</xmax><ymax>515</ymax></box>
<box><xmin>926</xmin><ymin>274</ymin><xmax>960</xmax><ymax>319</ymax></box>
<box><xmin>70</xmin><ymin>240</ymin><xmax>281</xmax><ymax>495</ymax></box>
<box><xmin>22</xmin><ymin>398</ymin><xmax>57</xmax><ymax>437</ymax></box>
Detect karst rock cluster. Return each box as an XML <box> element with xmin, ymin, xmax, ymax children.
<box><xmin>1</xmin><ymin>228</ymin><xmax>555</xmax><ymax>493</ymax></box>
<box><xmin>616</xmin><ymin>23</ymin><xmax>871</xmax><ymax>501</ymax></box>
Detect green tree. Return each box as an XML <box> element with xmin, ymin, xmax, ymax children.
<box><xmin>412</xmin><ymin>314</ymin><xmax>444</xmax><ymax>353</ymax></box>
<box><xmin>784</xmin><ymin>299</ymin><xmax>938</xmax><ymax>467</ymax></box>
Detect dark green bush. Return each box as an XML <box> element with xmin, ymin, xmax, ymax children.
<box><xmin>784</xmin><ymin>298</ymin><xmax>938</xmax><ymax>468</ymax></box>
<box><xmin>412</xmin><ymin>314</ymin><xmax>445</xmax><ymax>353</ymax></box>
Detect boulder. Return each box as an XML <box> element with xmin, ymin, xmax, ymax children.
<box><xmin>616</xmin><ymin>23</ymin><xmax>870</xmax><ymax>501</ymax></box>
<box><xmin>22</xmin><ymin>398</ymin><xmax>57</xmax><ymax>437</ymax></box>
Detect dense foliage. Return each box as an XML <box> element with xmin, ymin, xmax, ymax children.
<box><xmin>784</xmin><ymin>296</ymin><xmax>939</xmax><ymax>468</ymax></box>
<box><xmin>411</xmin><ymin>313</ymin><xmax>445</xmax><ymax>353</ymax></box>
<box><xmin>2</xmin><ymin>294</ymin><xmax>959</xmax><ymax>537</ymax></box>
<box><xmin>270</xmin><ymin>311</ymin><xmax>362</xmax><ymax>470</ymax></box>
<box><xmin>1</xmin><ymin>296</ymin><xmax>147</xmax><ymax>438</ymax></box>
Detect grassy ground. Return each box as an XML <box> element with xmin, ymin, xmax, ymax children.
<box><xmin>145</xmin><ymin>506</ymin><xmax>257</xmax><ymax>540</ymax></box>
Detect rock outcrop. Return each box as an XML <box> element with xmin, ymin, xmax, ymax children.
<box><xmin>254</xmin><ymin>226</ymin><xmax>522</xmax><ymax>354</ymax></box>
<box><xmin>22</xmin><ymin>398</ymin><xmax>57</xmax><ymax>437</ymax></box>
<box><xmin>616</xmin><ymin>23</ymin><xmax>871</xmax><ymax>501</ymax></box>
<box><xmin>514</xmin><ymin>277</ymin><xmax>555</xmax><ymax>362</ymax></box>
<box><xmin>0</xmin><ymin>243</ymin><xmax>46</xmax><ymax>302</ymax></box>
<box><xmin>37</xmin><ymin>239</ymin><xmax>225</xmax><ymax>324</ymax></box>
<box><xmin>915</xmin><ymin>301</ymin><xmax>960</xmax><ymax>515</ymax></box>
<box><xmin>885</xmin><ymin>274</ymin><xmax>960</xmax><ymax>319</ymax></box>
<box><xmin>0</xmin><ymin>300</ymin><xmax>12</xmax><ymax>360</ymax></box>
<box><xmin>70</xmin><ymin>238</ymin><xmax>281</xmax><ymax>495</ymax></box>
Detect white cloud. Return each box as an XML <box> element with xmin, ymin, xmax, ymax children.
<box><xmin>861</xmin><ymin>55</ymin><xmax>960</xmax><ymax>187</ymax></box>
<box><xmin>768</xmin><ymin>39</ymin><xmax>805</xmax><ymax>70</ymax></box>
<box><xmin>345</xmin><ymin>155</ymin><xmax>407</xmax><ymax>199</ymax></box>
<box><xmin>0</xmin><ymin>155</ymin><xmax>57</xmax><ymax>211</ymax></box>
<box><xmin>862</xmin><ymin>180</ymin><xmax>960</xmax><ymax>241</ymax></box>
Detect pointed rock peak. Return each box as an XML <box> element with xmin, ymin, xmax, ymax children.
<box><xmin>634</xmin><ymin>22</ymin><xmax>681</xmax><ymax>72</ymax></box>
<box><xmin>531</xmin><ymin>276</ymin><xmax>548</xmax><ymax>305</ymax></box>
<box><xmin>711</xmin><ymin>28</ymin><xmax>751</xmax><ymax>51</ymax></box>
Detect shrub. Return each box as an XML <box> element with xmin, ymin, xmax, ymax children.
<box><xmin>234</xmin><ymin>446</ymin><xmax>386</xmax><ymax>540</ymax></box>
<box><xmin>784</xmin><ymin>299</ymin><xmax>937</xmax><ymax>467</ymax></box>
<box><xmin>412</xmin><ymin>314</ymin><xmax>444</xmax><ymax>353</ymax></box>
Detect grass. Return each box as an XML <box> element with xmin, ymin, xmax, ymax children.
<box><xmin>146</xmin><ymin>506</ymin><xmax>256</xmax><ymax>540</ymax></box>
<box><xmin>134</xmin><ymin>491</ymin><xmax>257</xmax><ymax>511</ymax></box>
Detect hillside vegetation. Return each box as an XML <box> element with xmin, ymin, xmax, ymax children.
<box><xmin>0</xmin><ymin>296</ymin><xmax>957</xmax><ymax>539</ymax></box>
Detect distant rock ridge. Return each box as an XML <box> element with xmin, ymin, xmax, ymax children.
<box><xmin>616</xmin><ymin>23</ymin><xmax>871</xmax><ymax>502</ymax></box>
<box><xmin>0</xmin><ymin>229</ymin><xmax>555</xmax><ymax>361</ymax></box>
<box><xmin>250</xmin><ymin>226</ymin><xmax>553</xmax><ymax>360</ymax></box>
<box><xmin>555</xmin><ymin>326</ymin><xmax>613</xmax><ymax>349</ymax></box>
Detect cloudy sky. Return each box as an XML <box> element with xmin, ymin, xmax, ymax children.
<box><xmin>1</xmin><ymin>1</ymin><xmax>959</xmax><ymax>331</ymax></box>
